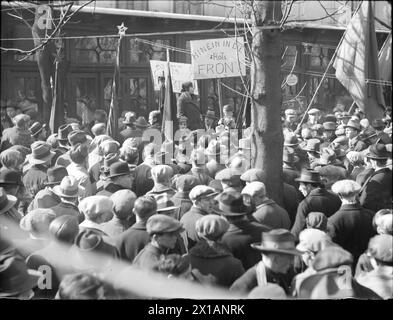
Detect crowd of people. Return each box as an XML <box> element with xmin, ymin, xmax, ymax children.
<box><xmin>0</xmin><ymin>81</ymin><xmax>392</xmax><ymax>300</ymax></box>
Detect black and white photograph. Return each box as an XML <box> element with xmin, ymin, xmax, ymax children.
<box><xmin>0</xmin><ymin>0</ymin><xmax>391</xmax><ymax>307</ymax></box>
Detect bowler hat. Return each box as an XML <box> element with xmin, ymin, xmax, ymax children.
<box><xmin>134</xmin><ymin>116</ymin><xmax>149</xmax><ymax>128</ymax></box>
<box><xmin>366</xmin><ymin>143</ymin><xmax>389</xmax><ymax>160</ymax></box>
<box><xmin>146</xmin><ymin>214</ymin><xmax>184</xmax><ymax>235</ymax></box>
<box><xmin>0</xmin><ymin>169</ymin><xmax>23</xmax><ymax>186</ymax></box>
<box><xmin>0</xmin><ymin>187</ymin><xmax>17</xmax><ymax>215</ymax></box>
<box><xmin>302</xmin><ymin>139</ymin><xmax>321</xmax><ymax>153</ymax></box>
<box><xmin>68</xmin><ymin>130</ymin><xmax>87</xmax><ymax>146</ymax></box>
<box><xmin>44</xmin><ymin>166</ymin><xmax>68</xmax><ymax>186</ymax></box>
<box><xmin>29</xmin><ymin>122</ymin><xmax>46</xmax><ymax>137</ymax></box>
<box><xmin>58</xmin><ymin>124</ymin><xmax>72</xmax><ymax>141</ymax></box>
<box><xmin>0</xmin><ymin>254</ymin><xmax>40</xmax><ymax>297</ymax></box>
<box><xmin>107</xmin><ymin>162</ymin><xmax>131</xmax><ymax>179</ymax></box>
<box><xmin>214</xmin><ymin>189</ymin><xmax>248</xmax><ymax>216</ymax></box>
<box><xmin>371</xmin><ymin>119</ymin><xmax>385</xmax><ymax>130</ymax></box>
<box><xmin>26</xmin><ymin>141</ymin><xmax>55</xmax><ymax>165</ymax></box>
<box><xmin>283</xmin><ymin>147</ymin><xmax>299</xmax><ymax>164</ymax></box>
<box><xmin>53</xmin><ymin>176</ymin><xmax>85</xmax><ymax>198</ymax></box>
<box><xmin>123</xmin><ymin>112</ymin><xmax>136</xmax><ymax>125</ymax></box>
<box><xmin>283</xmin><ymin>134</ymin><xmax>300</xmax><ymax>147</ymax></box>
<box><xmin>250</xmin><ymin>229</ymin><xmax>303</xmax><ymax>255</ymax></box>
<box><xmin>344</xmin><ymin>119</ymin><xmax>361</xmax><ymax>131</ymax></box>
<box><xmin>295</xmin><ymin>169</ymin><xmax>321</xmax><ymax>184</ymax></box>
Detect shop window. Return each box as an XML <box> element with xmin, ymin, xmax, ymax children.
<box><xmin>72</xmin><ymin>37</ymin><xmax>118</xmax><ymax>64</ymax></box>
<box><xmin>11</xmin><ymin>76</ymin><xmax>40</xmax><ymax>113</ymax></box>
<box><xmin>127</xmin><ymin>39</ymin><xmax>169</xmax><ymax>64</ymax></box>
<box><xmin>309</xmin><ymin>46</ymin><xmax>333</xmax><ymax>69</ymax></box>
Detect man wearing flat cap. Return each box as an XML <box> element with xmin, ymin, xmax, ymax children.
<box><xmin>180</xmin><ymin>185</ymin><xmax>218</xmax><ymax>250</ymax></box>
<box><xmin>132</xmin><ymin>214</ymin><xmax>185</xmax><ymax>271</ymax></box>
<box><xmin>345</xmin><ymin>119</ymin><xmax>368</xmax><ymax>152</ymax></box>
<box><xmin>230</xmin><ymin>229</ymin><xmax>302</xmax><ymax>295</ymax></box>
<box><xmin>283</xmin><ymin>108</ymin><xmax>298</xmax><ymax>133</ymax></box>
<box><xmin>359</xmin><ymin>143</ymin><xmax>392</xmax><ymax>212</ymax></box>
<box><xmin>328</xmin><ymin>180</ymin><xmax>375</xmax><ymax>264</ymax></box>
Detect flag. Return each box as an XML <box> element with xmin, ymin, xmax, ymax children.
<box><xmin>106</xmin><ymin>39</ymin><xmax>121</xmax><ymax>140</ymax></box>
<box><xmin>378</xmin><ymin>32</ymin><xmax>392</xmax><ymax>83</ymax></box>
<box><xmin>162</xmin><ymin>62</ymin><xmax>177</xmax><ymax>142</ymax></box>
<box><xmin>333</xmin><ymin>1</ymin><xmax>385</xmax><ymax>122</ymax></box>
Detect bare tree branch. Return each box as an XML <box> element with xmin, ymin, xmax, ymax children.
<box><xmin>0</xmin><ymin>0</ymin><xmax>95</xmax><ymax>56</ymax></box>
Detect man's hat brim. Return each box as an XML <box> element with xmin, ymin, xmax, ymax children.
<box><xmin>52</xmin><ymin>185</ymin><xmax>85</xmax><ymax>198</ymax></box>
<box><xmin>0</xmin><ymin>194</ymin><xmax>17</xmax><ymax>215</ymax></box>
<box><xmin>250</xmin><ymin>242</ymin><xmax>304</xmax><ymax>256</ymax></box>
<box><xmin>213</xmin><ymin>207</ymin><xmax>247</xmax><ymax>217</ymax></box>
<box><xmin>26</xmin><ymin>151</ymin><xmax>55</xmax><ymax>165</ymax></box>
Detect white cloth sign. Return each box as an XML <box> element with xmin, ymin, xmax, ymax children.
<box><xmin>190</xmin><ymin>37</ymin><xmax>246</xmax><ymax>80</ymax></box>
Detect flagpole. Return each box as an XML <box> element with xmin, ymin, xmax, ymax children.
<box><xmin>295</xmin><ymin>1</ymin><xmax>363</xmax><ymax>133</ymax></box>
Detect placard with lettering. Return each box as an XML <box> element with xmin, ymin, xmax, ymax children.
<box><xmin>190</xmin><ymin>37</ymin><xmax>246</xmax><ymax>80</ymax></box>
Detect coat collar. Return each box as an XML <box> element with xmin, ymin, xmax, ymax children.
<box><xmin>173</xmin><ymin>191</ymin><xmax>190</xmax><ymax>200</ymax></box>
<box><xmin>188</xmin><ymin>205</ymin><xmax>209</xmax><ymax>216</ymax></box>
<box><xmin>339</xmin><ymin>203</ymin><xmax>362</xmax><ymax>211</ymax></box>
<box><xmin>149</xmin><ymin>184</ymin><xmax>174</xmax><ymax>194</ymax></box>
<box><xmin>189</xmin><ymin>239</ymin><xmax>232</xmax><ymax>258</ymax></box>
<box><xmin>256</xmin><ymin>198</ymin><xmax>276</xmax><ymax>209</ymax></box>
<box><xmin>131</xmin><ymin>221</ymin><xmax>147</xmax><ymax>230</ymax></box>
<box><xmin>103</xmin><ymin>182</ymin><xmax>124</xmax><ymax>193</ymax></box>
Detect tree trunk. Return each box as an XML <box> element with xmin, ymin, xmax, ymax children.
<box><xmin>250</xmin><ymin>1</ymin><xmax>284</xmax><ymax>205</ymax></box>
<box><xmin>32</xmin><ymin>3</ymin><xmax>56</xmax><ymax>126</ymax></box>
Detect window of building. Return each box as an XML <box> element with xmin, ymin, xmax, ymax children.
<box><xmin>72</xmin><ymin>37</ymin><xmax>118</xmax><ymax>64</ymax></box>
<box><xmin>127</xmin><ymin>38</ymin><xmax>170</xmax><ymax>64</ymax></box>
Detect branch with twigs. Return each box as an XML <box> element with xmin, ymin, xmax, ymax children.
<box><xmin>0</xmin><ymin>0</ymin><xmax>94</xmax><ymax>58</ymax></box>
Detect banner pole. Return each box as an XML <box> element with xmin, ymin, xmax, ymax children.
<box><xmin>217</xmin><ymin>78</ymin><xmax>223</xmax><ymax>119</ymax></box>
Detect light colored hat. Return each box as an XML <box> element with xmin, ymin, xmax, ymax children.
<box><xmin>189</xmin><ymin>185</ymin><xmax>218</xmax><ymax>202</ymax></box>
<box><xmin>78</xmin><ymin>196</ymin><xmax>114</xmax><ymax>220</ymax></box>
<box><xmin>196</xmin><ymin>215</ymin><xmax>230</xmax><ymax>240</ymax></box>
<box><xmin>241</xmin><ymin>181</ymin><xmax>266</xmax><ymax>198</ymax></box>
<box><xmin>285</xmin><ymin>108</ymin><xmax>297</xmax><ymax>116</ymax></box>
<box><xmin>150</xmin><ymin>165</ymin><xmax>174</xmax><ymax>181</ymax></box>
<box><xmin>296</xmin><ymin>229</ymin><xmax>333</xmax><ymax>253</ymax></box>
<box><xmin>331</xmin><ymin>179</ymin><xmax>361</xmax><ymax>197</ymax></box>
<box><xmin>13</xmin><ymin>114</ymin><xmax>30</xmax><ymax>127</ymax></box>
<box><xmin>308</xmin><ymin>108</ymin><xmax>320</xmax><ymax>115</ymax></box>
<box><xmin>53</xmin><ymin>176</ymin><xmax>85</xmax><ymax>198</ymax></box>
<box><xmin>20</xmin><ymin>208</ymin><xmax>56</xmax><ymax>235</ymax></box>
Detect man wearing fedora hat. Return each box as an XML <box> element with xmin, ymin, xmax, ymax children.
<box><xmin>283</xmin><ymin>108</ymin><xmax>298</xmax><ymax>133</ymax></box>
<box><xmin>371</xmin><ymin>119</ymin><xmax>392</xmax><ymax>145</ymax></box>
<box><xmin>56</xmin><ymin>124</ymin><xmax>72</xmax><ymax>154</ymax></box>
<box><xmin>132</xmin><ymin>214</ymin><xmax>185</xmax><ymax>271</ymax></box>
<box><xmin>217</xmin><ymin>190</ymin><xmax>270</xmax><ymax>270</ymax></box>
<box><xmin>0</xmin><ymin>113</ymin><xmax>33</xmax><ymax>152</ymax></box>
<box><xmin>283</xmin><ymin>133</ymin><xmax>308</xmax><ymax>170</ymax></box>
<box><xmin>177</xmin><ymin>81</ymin><xmax>203</xmax><ymax>131</ymax></box>
<box><xmin>23</xmin><ymin>141</ymin><xmax>56</xmax><ymax>198</ymax></box>
<box><xmin>230</xmin><ymin>229</ymin><xmax>302</xmax><ymax>295</ymax></box>
<box><xmin>0</xmin><ymin>187</ymin><xmax>24</xmax><ymax>235</ymax></box>
<box><xmin>172</xmin><ymin>175</ymin><xmax>200</xmax><ymax>220</ymax></box>
<box><xmin>320</xmin><ymin>121</ymin><xmax>337</xmax><ymax>149</ymax></box>
<box><xmin>97</xmin><ymin>162</ymin><xmax>133</xmax><ymax>197</ymax></box>
<box><xmin>301</xmin><ymin>138</ymin><xmax>321</xmax><ymax>168</ymax></box>
<box><xmin>0</xmin><ymin>169</ymin><xmax>30</xmax><ymax>216</ymax></box>
<box><xmin>56</xmin><ymin>130</ymin><xmax>90</xmax><ymax>167</ymax></box>
<box><xmin>345</xmin><ymin>119</ymin><xmax>368</xmax><ymax>152</ymax></box>
<box><xmin>359</xmin><ymin>144</ymin><xmax>392</xmax><ymax>212</ymax></box>
<box><xmin>28</xmin><ymin>166</ymin><xmax>68</xmax><ymax>211</ymax></box>
<box><xmin>51</xmin><ymin>176</ymin><xmax>85</xmax><ymax>223</ymax></box>
<box><xmin>204</xmin><ymin>110</ymin><xmax>217</xmax><ymax>137</ymax></box>
<box><xmin>291</xmin><ymin>169</ymin><xmax>341</xmax><ymax>239</ymax></box>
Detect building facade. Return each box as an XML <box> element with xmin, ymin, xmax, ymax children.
<box><xmin>1</xmin><ymin>0</ymin><xmax>390</xmax><ymax>124</ymax></box>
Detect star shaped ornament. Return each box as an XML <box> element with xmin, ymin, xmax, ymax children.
<box><xmin>117</xmin><ymin>23</ymin><xmax>128</xmax><ymax>37</ymax></box>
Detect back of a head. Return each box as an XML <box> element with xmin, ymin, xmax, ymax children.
<box><xmin>49</xmin><ymin>215</ymin><xmax>79</xmax><ymax>244</ymax></box>
<box><xmin>154</xmin><ymin>254</ymin><xmax>190</xmax><ymax>277</ymax></box>
<box><xmin>375</xmin><ymin>213</ymin><xmax>393</xmax><ymax>235</ymax></box>
<box><xmin>57</xmin><ymin>273</ymin><xmax>116</xmax><ymax>299</ymax></box>
<box><xmin>133</xmin><ymin>196</ymin><xmax>157</xmax><ymax>220</ymax></box>
<box><xmin>110</xmin><ymin>190</ymin><xmax>137</xmax><ymax>220</ymax></box>
<box><xmin>373</xmin><ymin>209</ymin><xmax>392</xmax><ymax>231</ymax></box>
<box><xmin>69</xmin><ymin>143</ymin><xmax>89</xmax><ymax>165</ymax></box>
<box><xmin>0</xmin><ymin>149</ymin><xmax>23</xmax><ymax>169</ymax></box>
